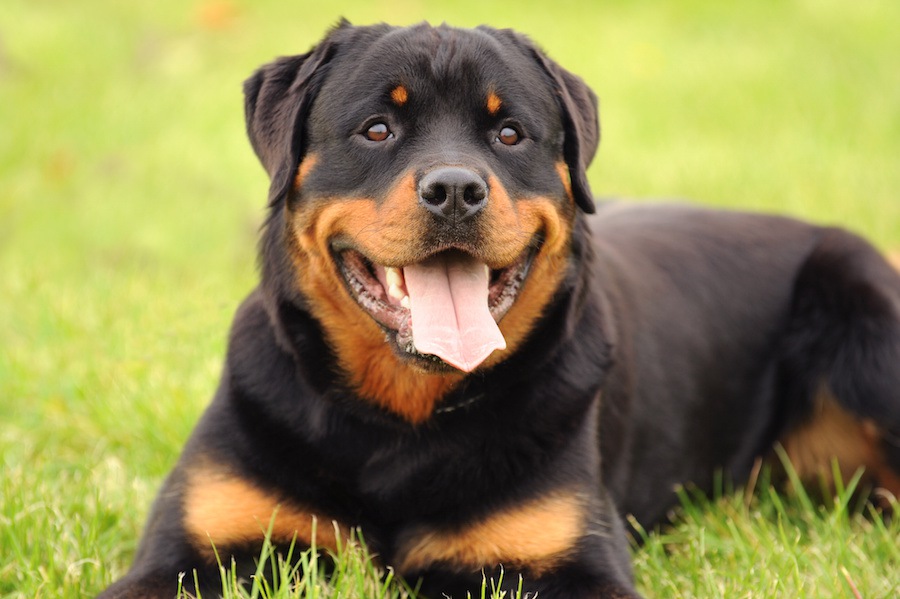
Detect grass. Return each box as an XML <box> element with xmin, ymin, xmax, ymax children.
<box><xmin>180</xmin><ymin>526</ymin><xmax>421</xmax><ymax>599</ymax></box>
<box><xmin>632</xmin><ymin>462</ymin><xmax>900</xmax><ymax>598</ymax></box>
<box><xmin>173</xmin><ymin>525</ymin><xmax>528</xmax><ymax>599</ymax></box>
<box><xmin>1</xmin><ymin>0</ymin><xmax>899</xmax><ymax>597</ymax></box>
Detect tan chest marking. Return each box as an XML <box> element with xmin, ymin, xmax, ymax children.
<box><xmin>396</xmin><ymin>491</ymin><xmax>587</xmax><ymax>577</ymax></box>
<box><xmin>182</xmin><ymin>464</ymin><xmax>346</xmax><ymax>560</ymax></box>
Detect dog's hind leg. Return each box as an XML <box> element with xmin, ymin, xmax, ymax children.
<box><xmin>777</xmin><ymin>227</ymin><xmax>900</xmax><ymax>501</ymax></box>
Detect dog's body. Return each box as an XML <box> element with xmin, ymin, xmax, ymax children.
<box><xmin>102</xmin><ymin>22</ymin><xmax>900</xmax><ymax>599</ymax></box>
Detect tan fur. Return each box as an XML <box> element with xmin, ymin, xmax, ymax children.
<box><xmin>888</xmin><ymin>250</ymin><xmax>900</xmax><ymax>271</ymax></box>
<box><xmin>286</xmin><ymin>168</ymin><xmax>572</xmax><ymax>422</ymax></box>
<box><xmin>183</xmin><ymin>463</ymin><xmax>344</xmax><ymax>561</ymax></box>
<box><xmin>779</xmin><ymin>388</ymin><xmax>900</xmax><ymax>496</ymax></box>
<box><xmin>478</xmin><ymin>175</ymin><xmax>572</xmax><ymax>366</ymax></box>
<box><xmin>555</xmin><ymin>161</ymin><xmax>573</xmax><ymax>202</ymax></box>
<box><xmin>288</xmin><ymin>174</ymin><xmax>462</xmax><ymax>423</ymax></box>
<box><xmin>396</xmin><ymin>492</ymin><xmax>586</xmax><ymax>576</ymax></box>
<box><xmin>293</xmin><ymin>154</ymin><xmax>319</xmax><ymax>190</ymax></box>
<box><xmin>486</xmin><ymin>91</ymin><xmax>502</xmax><ymax>116</ymax></box>
<box><xmin>391</xmin><ymin>85</ymin><xmax>409</xmax><ymax>106</ymax></box>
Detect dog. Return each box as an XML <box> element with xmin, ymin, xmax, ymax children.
<box><xmin>100</xmin><ymin>21</ymin><xmax>900</xmax><ymax>599</ymax></box>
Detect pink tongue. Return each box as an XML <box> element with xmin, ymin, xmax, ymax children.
<box><xmin>403</xmin><ymin>254</ymin><xmax>506</xmax><ymax>372</ymax></box>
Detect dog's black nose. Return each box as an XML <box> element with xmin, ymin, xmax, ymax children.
<box><xmin>418</xmin><ymin>167</ymin><xmax>488</xmax><ymax>221</ymax></box>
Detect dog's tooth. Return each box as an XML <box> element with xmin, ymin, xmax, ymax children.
<box><xmin>400</xmin><ymin>295</ymin><xmax>410</xmax><ymax>309</ymax></box>
<box><xmin>385</xmin><ymin>266</ymin><xmax>404</xmax><ymax>289</ymax></box>
<box><xmin>388</xmin><ymin>284</ymin><xmax>405</xmax><ymax>300</ymax></box>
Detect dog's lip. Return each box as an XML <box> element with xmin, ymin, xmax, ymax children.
<box><xmin>331</xmin><ymin>240</ymin><xmax>540</xmax><ymax>355</ymax></box>
<box><xmin>332</xmin><ymin>248</ymin><xmax>411</xmax><ymax>338</ymax></box>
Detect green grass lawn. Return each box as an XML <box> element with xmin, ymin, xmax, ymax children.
<box><xmin>2</xmin><ymin>0</ymin><xmax>899</xmax><ymax>597</ymax></box>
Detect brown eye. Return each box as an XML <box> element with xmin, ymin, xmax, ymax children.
<box><xmin>497</xmin><ymin>126</ymin><xmax>520</xmax><ymax>146</ymax></box>
<box><xmin>365</xmin><ymin>122</ymin><xmax>392</xmax><ymax>142</ymax></box>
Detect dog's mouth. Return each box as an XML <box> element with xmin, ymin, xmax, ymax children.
<box><xmin>332</xmin><ymin>242</ymin><xmax>539</xmax><ymax>373</ymax></box>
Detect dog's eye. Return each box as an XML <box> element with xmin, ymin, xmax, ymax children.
<box><xmin>497</xmin><ymin>126</ymin><xmax>520</xmax><ymax>146</ymax></box>
<box><xmin>364</xmin><ymin>122</ymin><xmax>393</xmax><ymax>142</ymax></box>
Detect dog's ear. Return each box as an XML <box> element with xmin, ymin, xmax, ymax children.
<box><xmin>244</xmin><ymin>24</ymin><xmax>346</xmax><ymax>207</ymax></box>
<box><xmin>532</xmin><ymin>49</ymin><xmax>600</xmax><ymax>214</ymax></box>
<box><xmin>488</xmin><ymin>29</ymin><xmax>599</xmax><ymax>213</ymax></box>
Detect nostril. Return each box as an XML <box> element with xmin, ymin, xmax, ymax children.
<box><xmin>463</xmin><ymin>184</ymin><xmax>486</xmax><ymax>206</ymax></box>
<box><xmin>420</xmin><ymin>182</ymin><xmax>448</xmax><ymax>205</ymax></box>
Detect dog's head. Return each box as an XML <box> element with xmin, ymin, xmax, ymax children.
<box><xmin>244</xmin><ymin>22</ymin><xmax>599</xmax><ymax>418</ymax></box>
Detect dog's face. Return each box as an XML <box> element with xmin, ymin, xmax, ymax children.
<box><xmin>244</xmin><ymin>23</ymin><xmax>599</xmax><ymax>419</ymax></box>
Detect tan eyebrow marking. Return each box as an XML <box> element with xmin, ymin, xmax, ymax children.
<box><xmin>390</xmin><ymin>85</ymin><xmax>409</xmax><ymax>106</ymax></box>
<box><xmin>486</xmin><ymin>91</ymin><xmax>502</xmax><ymax>115</ymax></box>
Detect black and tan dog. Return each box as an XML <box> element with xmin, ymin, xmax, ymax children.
<box><xmin>101</xmin><ymin>21</ymin><xmax>900</xmax><ymax>599</ymax></box>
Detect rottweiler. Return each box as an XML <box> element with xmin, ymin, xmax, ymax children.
<box><xmin>101</xmin><ymin>21</ymin><xmax>900</xmax><ymax>599</ymax></box>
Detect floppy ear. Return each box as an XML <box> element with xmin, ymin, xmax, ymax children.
<box><xmin>484</xmin><ymin>28</ymin><xmax>599</xmax><ymax>213</ymax></box>
<box><xmin>243</xmin><ymin>34</ymin><xmax>339</xmax><ymax>207</ymax></box>
<box><xmin>531</xmin><ymin>49</ymin><xmax>600</xmax><ymax>214</ymax></box>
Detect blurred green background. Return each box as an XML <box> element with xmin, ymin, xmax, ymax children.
<box><xmin>1</xmin><ymin>0</ymin><xmax>899</xmax><ymax>596</ymax></box>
